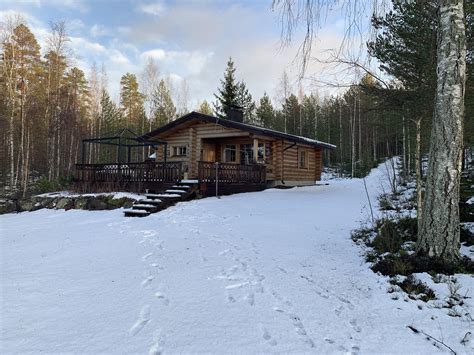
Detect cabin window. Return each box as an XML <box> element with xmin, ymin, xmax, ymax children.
<box><xmin>257</xmin><ymin>143</ymin><xmax>265</xmax><ymax>162</ymax></box>
<box><xmin>298</xmin><ymin>149</ymin><xmax>307</xmax><ymax>169</ymax></box>
<box><xmin>171</xmin><ymin>146</ymin><xmax>187</xmax><ymax>157</ymax></box>
<box><xmin>240</xmin><ymin>144</ymin><xmax>254</xmax><ymax>165</ymax></box>
<box><xmin>224</xmin><ymin>144</ymin><xmax>236</xmax><ymax>163</ymax></box>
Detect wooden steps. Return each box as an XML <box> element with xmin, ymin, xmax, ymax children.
<box><xmin>124</xmin><ymin>182</ymin><xmax>198</xmax><ymax>217</ymax></box>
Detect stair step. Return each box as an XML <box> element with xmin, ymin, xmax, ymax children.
<box><xmin>139</xmin><ymin>199</ymin><xmax>162</xmax><ymax>205</ymax></box>
<box><xmin>151</xmin><ymin>193</ymin><xmax>182</xmax><ymax>199</ymax></box>
<box><xmin>132</xmin><ymin>204</ymin><xmax>157</xmax><ymax>211</ymax></box>
<box><xmin>165</xmin><ymin>189</ymin><xmax>187</xmax><ymax>194</ymax></box>
<box><xmin>145</xmin><ymin>193</ymin><xmax>165</xmax><ymax>199</ymax></box>
<box><xmin>124</xmin><ymin>209</ymin><xmax>150</xmax><ymax>217</ymax></box>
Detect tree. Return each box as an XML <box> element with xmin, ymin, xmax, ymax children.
<box><xmin>151</xmin><ymin>79</ymin><xmax>176</xmax><ymax>128</ymax></box>
<box><xmin>100</xmin><ymin>89</ymin><xmax>122</xmax><ymax>135</ymax></box>
<box><xmin>197</xmin><ymin>100</ymin><xmax>213</xmax><ymax>115</ymax></box>
<box><xmin>237</xmin><ymin>81</ymin><xmax>256</xmax><ymax>123</ymax></box>
<box><xmin>256</xmin><ymin>92</ymin><xmax>275</xmax><ymax>128</ymax></box>
<box><xmin>417</xmin><ymin>0</ymin><xmax>466</xmax><ymax>262</ymax></box>
<box><xmin>120</xmin><ymin>72</ymin><xmax>145</xmax><ymax>131</ymax></box>
<box><xmin>282</xmin><ymin>94</ymin><xmax>301</xmax><ymax>135</ymax></box>
<box><xmin>214</xmin><ymin>57</ymin><xmax>240</xmax><ymax>118</ymax></box>
<box><xmin>368</xmin><ymin>1</ymin><xmax>438</xmax><ymax>232</ymax></box>
<box><xmin>273</xmin><ymin>0</ymin><xmax>468</xmax><ymax>265</ymax></box>
<box><xmin>1</xmin><ymin>21</ymin><xmax>41</xmax><ymax>192</ymax></box>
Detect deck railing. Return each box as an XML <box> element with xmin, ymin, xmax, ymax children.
<box><xmin>198</xmin><ymin>161</ymin><xmax>266</xmax><ymax>184</ymax></box>
<box><xmin>75</xmin><ymin>161</ymin><xmax>183</xmax><ymax>185</ymax></box>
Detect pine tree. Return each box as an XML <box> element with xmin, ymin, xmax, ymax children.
<box><xmin>255</xmin><ymin>92</ymin><xmax>275</xmax><ymax>128</ymax></box>
<box><xmin>151</xmin><ymin>79</ymin><xmax>176</xmax><ymax>128</ymax></box>
<box><xmin>100</xmin><ymin>89</ymin><xmax>122</xmax><ymax>135</ymax></box>
<box><xmin>197</xmin><ymin>100</ymin><xmax>213</xmax><ymax>115</ymax></box>
<box><xmin>120</xmin><ymin>72</ymin><xmax>145</xmax><ymax>131</ymax></box>
<box><xmin>237</xmin><ymin>81</ymin><xmax>256</xmax><ymax>123</ymax></box>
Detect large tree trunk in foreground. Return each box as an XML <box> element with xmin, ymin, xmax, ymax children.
<box><xmin>417</xmin><ymin>0</ymin><xmax>466</xmax><ymax>263</ymax></box>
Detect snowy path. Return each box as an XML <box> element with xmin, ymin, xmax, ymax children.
<box><xmin>1</xmin><ymin>164</ymin><xmax>472</xmax><ymax>353</ymax></box>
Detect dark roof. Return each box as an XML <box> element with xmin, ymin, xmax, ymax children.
<box><xmin>141</xmin><ymin>111</ymin><xmax>336</xmax><ymax>150</ymax></box>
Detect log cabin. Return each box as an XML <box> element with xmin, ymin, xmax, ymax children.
<box><xmin>140</xmin><ymin>109</ymin><xmax>336</xmax><ymax>195</ymax></box>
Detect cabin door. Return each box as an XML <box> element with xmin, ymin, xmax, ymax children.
<box><xmin>202</xmin><ymin>142</ymin><xmax>216</xmax><ymax>162</ymax></box>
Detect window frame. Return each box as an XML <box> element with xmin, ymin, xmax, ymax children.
<box><xmin>223</xmin><ymin>144</ymin><xmax>237</xmax><ymax>163</ymax></box>
<box><xmin>298</xmin><ymin>149</ymin><xmax>308</xmax><ymax>169</ymax></box>
<box><xmin>171</xmin><ymin>145</ymin><xmax>188</xmax><ymax>157</ymax></box>
<box><xmin>257</xmin><ymin>142</ymin><xmax>265</xmax><ymax>163</ymax></box>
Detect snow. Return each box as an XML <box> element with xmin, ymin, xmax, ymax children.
<box><xmin>1</xmin><ymin>161</ymin><xmax>473</xmax><ymax>353</ymax></box>
<box><xmin>467</xmin><ymin>196</ymin><xmax>474</xmax><ymax>205</ymax></box>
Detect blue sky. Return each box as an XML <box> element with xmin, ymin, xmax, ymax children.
<box><xmin>1</xmin><ymin>0</ymin><xmax>372</xmax><ymax>108</ymax></box>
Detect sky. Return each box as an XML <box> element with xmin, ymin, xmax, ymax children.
<box><xmin>0</xmin><ymin>0</ymin><xmax>375</xmax><ymax>109</ymax></box>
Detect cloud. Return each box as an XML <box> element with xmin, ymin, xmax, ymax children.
<box><xmin>140</xmin><ymin>49</ymin><xmax>214</xmax><ymax>76</ymax></box>
<box><xmin>90</xmin><ymin>24</ymin><xmax>108</xmax><ymax>37</ymax></box>
<box><xmin>138</xmin><ymin>1</ymin><xmax>166</xmax><ymax>16</ymax></box>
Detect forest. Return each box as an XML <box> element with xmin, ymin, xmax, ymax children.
<box><xmin>0</xmin><ymin>1</ymin><xmax>472</xmax><ymax>197</ymax></box>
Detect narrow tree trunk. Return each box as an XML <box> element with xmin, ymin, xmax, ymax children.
<box><xmin>402</xmin><ymin>115</ymin><xmax>407</xmax><ymax>181</ymax></box>
<box><xmin>417</xmin><ymin>0</ymin><xmax>466</xmax><ymax>262</ymax></box>
<box><xmin>414</xmin><ymin>119</ymin><xmax>423</xmax><ymax>234</ymax></box>
<box><xmin>339</xmin><ymin>102</ymin><xmax>343</xmax><ymax>176</ymax></box>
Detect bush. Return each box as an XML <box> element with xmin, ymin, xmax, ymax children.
<box><xmin>33</xmin><ymin>175</ymin><xmax>74</xmax><ymax>194</ymax></box>
<box><xmin>372</xmin><ymin>254</ymin><xmax>474</xmax><ymax>277</ymax></box>
<box><xmin>461</xmin><ymin>224</ymin><xmax>474</xmax><ymax>246</ymax></box>
<box><xmin>371</xmin><ymin>220</ymin><xmax>403</xmax><ymax>254</ymax></box>
<box><xmin>392</xmin><ymin>275</ymin><xmax>436</xmax><ymax>302</ymax></box>
<box><xmin>378</xmin><ymin>194</ymin><xmax>395</xmax><ymax>211</ymax></box>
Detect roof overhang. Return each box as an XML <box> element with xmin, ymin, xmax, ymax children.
<box><xmin>141</xmin><ymin>112</ymin><xmax>336</xmax><ymax>150</ymax></box>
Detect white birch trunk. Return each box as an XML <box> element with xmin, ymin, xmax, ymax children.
<box><xmin>417</xmin><ymin>0</ymin><xmax>466</xmax><ymax>262</ymax></box>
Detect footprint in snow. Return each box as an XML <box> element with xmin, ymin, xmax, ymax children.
<box><xmin>129</xmin><ymin>305</ymin><xmax>151</xmax><ymax>336</ymax></box>
<box><xmin>245</xmin><ymin>293</ymin><xmax>255</xmax><ymax>306</ymax></box>
<box><xmin>261</xmin><ymin>326</ymin><xmax>277</xmax><ymax>346</ymax></box>
<box><xmin>142</xmin><ymin>276</ymin><xmax>154</xmax><ymax>287</ymax></box>
<box><xmin>350</xmin><ymin>319</ymin><xmax>362</xmax><ymax>333</ymax></box>
<box><xmin>142</xmin><ymin>253</ymin><xmax>153</xmax><ymax>261</ymax></box>
<box><xmin>155</xmin><ymin>292</ymin><xmax>170</xmax><ymax>306</ymax></box>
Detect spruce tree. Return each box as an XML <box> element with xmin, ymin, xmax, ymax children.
<box><xmin>151</xmin><ymin>79</ymin><xmax>176</xmax><ymax>128</ymax></box>
<box><xmin>214</xmin><ymin>57</ymin><xmax>239</xmax><ymax>118</ymax></box>
<box><xmin>256</xmin><ymin>92</ymin><xmax>275</xmax><ymax>128</ymax></box>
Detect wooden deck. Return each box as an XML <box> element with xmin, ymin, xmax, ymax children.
<box><xmin>73</xmin><ymin>161</ymin><xmax>183</xmax><ymax>193</ymax></box>
<box><xmin>73</xmin><ymin>161</ymin><xmax>267</xmax><ymax>195</ymax></box>
<box><xmin>197</xmin><ymin>161</ymin><xmax>267</xmax><ymax>196</ymax></box>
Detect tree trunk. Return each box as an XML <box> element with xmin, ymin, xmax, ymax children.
<box><xmin>414</xmin><ymin>119</ymin><xmax>423</xmax><ymax>234</ymax></box>
<box><xmin>417</xmin><ymin>0</ymin><xmax>466</xmax><ymax>263</ymax></box>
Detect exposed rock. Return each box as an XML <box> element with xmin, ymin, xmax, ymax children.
<box><xmin>84</xmin><ymin>197</ymin><xmax>109</xmax><ymax>211</ymax></box>
<box><xmin>19</xmin><ymin>199</ymin><xmax>34</xmax><ymax>212</ymax></box>
<box><xmin>74</xmin><ymin>197</ymin><xmax>88</xmax><ymax>209</ymax></box>
<box><xmin>0</xmin><ymin>199</ymin><xmax>17</xmax><ymax>214</ymax></box>
<box><xmin>56</xmin><ymin>197</ymin><xmax>74</xmax><ymax>210</ymax></box>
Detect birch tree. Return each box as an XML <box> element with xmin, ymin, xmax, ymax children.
<box><xmin>273</xmin><ymin>0</ymin><xmax>468</xmax><ymax>264</ymax></box>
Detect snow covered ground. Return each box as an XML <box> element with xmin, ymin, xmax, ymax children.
<box><xmin>1</xmin><ymin>162</ymin><xmax>473</xmax><ymax>354</ymax></box>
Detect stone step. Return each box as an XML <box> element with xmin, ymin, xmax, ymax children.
<box><xmin>165</xmin><ymin>189</ymin><xmax>187</xmax><ymax>194</ymax></box>
<box><xmin>172</xmin><ymin>185</ymin><xmax>190</xmax><ymax>189</ymax></box>
<box><xmin>150</xmin><ymin>193</ymin><xmax>182</xmax><ymax>199</ymax></box>
<box><xmin>139</xmin><ymin>199</ymin><xmax>162</xmax><ymax>205</ymax></box>
<box><xmin>124</xmin><ymin>209</ymin><xmax>150</xmax><ymax>217</ymax></box>
<box><xmin>132</xmin><ymin>204</ymin><xmax>157</xmax><ymax>211</ymax></box>
<box><xmin>144</xmin><ymin>193</ymin><xmax>165</xmax><ymax>199</ymax></box>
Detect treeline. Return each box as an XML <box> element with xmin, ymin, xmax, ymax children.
<box><xmin>1</xmin><ymin>1</ymin><xmax>472</xmax><ymax>197</ymax></box>
<box><xmin>0</xmin><ymin>18</ymin><xmax>196</xmax><ymax>196</ymax></box>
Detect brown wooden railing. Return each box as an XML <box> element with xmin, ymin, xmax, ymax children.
<box><xmin>198</xmin><ymin>161</ymin><xmax>266</xmax><ymax>184</ymax></box>
<box><xmin>75</xmin><ymin>161</ymin><xmax>183</xmax><ymax>184</ymax></box>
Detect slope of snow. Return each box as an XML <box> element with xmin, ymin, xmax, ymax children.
<box><xmin>1</xmin><ymin>162</ymin><xmax>472</xmax><ymax>354</ymax></box>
